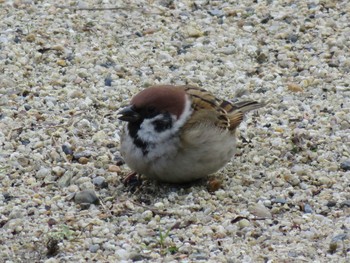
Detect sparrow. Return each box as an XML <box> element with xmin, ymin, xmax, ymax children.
<box><xmin>118</xmin><ymin>85</ymin><xmax>264</xmax><ymax>184</ymax></box>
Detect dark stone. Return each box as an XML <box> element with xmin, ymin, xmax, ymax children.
<box><xmin>326</xmin><ymin>201</ymin><xmax>337</xmax><ymax>208</ymax></box>
<box><xmin>24</xmin><ymin>105</ymin><xmax>32</xmax><ymax>111</ymax></box>
<box><xmin>62</xmin><ymin>144</ymin><xmax>73</xmax><ymax>155</ymax></box>
<box><xmin>74</xmin><ymin>190</ymin><xmax>99</xmax><ymax>205</ymax></box>
<box><xmin>104</xmin><ymin>76</ymin><xmax>112</xmax><ymax>86</ymax></box>
<box><xmin>261</xmin><ymin>15</ymin><xmax>273</xmax><ymax>24</ymax></box>
<box><xmin>340</xmin><ymin>160</ymin><xmax>350</xmax><ymax>171</ymax></box>
<box><xmin>20</xmin><ymin>139</ymin><xmax>30</xmax><ymax>146</ymax></box>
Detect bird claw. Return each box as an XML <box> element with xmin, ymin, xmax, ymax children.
<box><xmin>123</xmin><ymin>171</ymin><xmax>142</xmax><ymax>189</ymax></box>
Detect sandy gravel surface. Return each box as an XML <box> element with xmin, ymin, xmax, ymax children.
<box><xmin>0</xmin><ymin>0</ymin><xmax>349</xmax><ymax>262</ymax></box>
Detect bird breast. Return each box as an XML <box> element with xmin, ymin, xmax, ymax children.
<box><xmin>121</xmin><ymin>123</ymin><xmax>237</xmax><ymax>183</ymax></box>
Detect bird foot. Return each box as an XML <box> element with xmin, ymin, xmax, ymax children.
<box><xmin>123</xmin><ymin>171</ymin><xmax>142</xmax><ymax>188</ymax></box>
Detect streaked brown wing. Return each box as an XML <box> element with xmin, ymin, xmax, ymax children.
<box><xmin>177</xmin><ymin>85</ymin><xmax>264</xmax><ymax>131</ymax></box>
<box><xmin>220</xmin><ymin>100</ymin><xmax>265</xmax><ymax>130</ymax></box>
<box><xmin>180</xmin><ymin>85</ymin><xmax>230</xmax><ymax>130</ymax></box>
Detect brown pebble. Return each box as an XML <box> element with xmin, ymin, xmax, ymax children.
<box><xmin>25</xmin><ymin>33</ymin><xmax>36</xmax><ymax>42</ymax></box>
<box><xmin>78</xmin><ymin>157</ymin><xmax>89</xmax><ymax>164</ymax></box>
<box><xmin>108</xmin><ymin>165</ymin><xmax>121</xmax><ymax>173</ymax></box>
<box><xmin>287</xmin><ymin>83</ymin><xmax>303</xmax><ymax>92</ymax></box>
<box><xmin>47</xmin><ymin>218</ymin><xmax>57</xmax><ymax>227</ymax></box>
<box><xmin>57</xmin><ymin>59</ymin><xmax>67</xmax><ymax>67</ymax></box>
<box><xmin>142</xmin><ymin>28</ymin><xmax>158</xmax><ymax>35</ymax></box>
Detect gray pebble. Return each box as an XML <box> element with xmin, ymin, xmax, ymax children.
<box><xmin>52</xmin><ymin>166</ymin><xmax>66</xmax><ymax>177</ymax></box>
<box><xmin>331</xmin><ymin>233</ymin><xmax>348</xmax><ymax>242</ymax></box>
<box><xmin>36</xmin><ymin>168</ymin><xmax>51</xmax><ymax>179</ymax></box>
<box><xmin>189</xmin><ymin>253</ymin><xmax>208</xmax><ymax>260</ymax></box>
<box><xmin>24</xmin><ymin>105</ymin><xmax>31</xmax><ymax>111</ymax></box>
<box><xmin>208</xmin><ymin>9</ymin><xmax>224</xmax><ymax>17</ymax></box>
<box><xmin>340</xmin><ymin>160</ymin><xmax>350</xmax><ymax>171</ymax></box>
<box><xmin>114</xmin><ymin>155</ymin><xmax>125</xmax><ymax>166</ymax></box>
<box><xmin>340</xmin><ymin>200</ymin><xmax>350</xmax><ymax>208</ymax></box>
<box><xmin>104</xmin><ymin>76</ymin><xmax>112</xmax><ymax>86</ymax></box>
<box><xmin>326</xmin><ymin>200</ymin><xmax>337</xmax><ymax>208</ymax></box>
<box><xmin>92</xmin><ymin>176</ymin><xmax>107</xmax><ymax>188</ymax></box>
<box><xmin>249</xmin><ymin>204</ymin><xmax>273</xmax><ymax>218</ymax></box>
<box><xmin>304</xmin><ymin>204</ymin><xmax>313</xmax><ymax>213</ymax></box>
<box><xmin>74</xmin><ymin>189</ymin><xmax>99</xmax><ymax>205</ymax></box>
<box><xmin>287</xmin><ymin>34</ymin><xmax>298</xmax><ymax>43</ymax></box>
<box><xmin>129</xmin><ymin>252</ymin><xmax>151</xmax><ymax>261</ymax></box>
<box><xmin>62</xmin><ymin>144</ymin><xmax>73</xmax><ymax>155</ymax></box>
<box><xmin>271</xmin><ymin>198</ymin><xmax>287</xmax><ymax>204</ymax></box>
<box><xmin>57</xmin><ymin>171</ymin><xmax>73</xmax><ymax>188</ymax></box>
<box><xmin>89</xmin><ymin>244</ymin><xmax>100</xmax><ymax>253</ymax></box>
<box><xmin>73</xmin><ymin>150</ymin><xmax>93</xmax><ymax>160</ymax></box>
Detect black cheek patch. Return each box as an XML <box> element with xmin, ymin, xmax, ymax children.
<box><xmin>152</xmin><ymin>113</ymin><xmax>173</xmax><ymax>132</ymax></box>
<box><xmin>127</xmin><ymin>122</ymin><xmax>149</xmax><ymax>155</ymax></box>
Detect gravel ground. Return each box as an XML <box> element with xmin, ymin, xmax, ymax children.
<box><xmin>1</xmin><ymin>0</ymin><xmax>350</xmax><ymax>262</ymax></box>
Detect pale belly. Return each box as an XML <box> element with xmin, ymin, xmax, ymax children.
<box><xmin>120</xmin><ymin>126</ymin><xmax>236</xmax><ymax>183</ymax></box>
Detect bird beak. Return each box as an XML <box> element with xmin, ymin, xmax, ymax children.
<box><xmin>118</xmin><ymin>106</ymin><xmax>140</xmax><ymax>122</ymax></box>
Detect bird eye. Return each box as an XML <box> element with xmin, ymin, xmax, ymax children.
<box><xmin>144</xmin><ymin>107</ymin><xmax>158</xmax><ymax>118</ymax></box>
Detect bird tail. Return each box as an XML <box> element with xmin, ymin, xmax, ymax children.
<box><xmin>220</xmin><ymin>100</ymin><xmax>265</xmax><ymax>130</ymax></box>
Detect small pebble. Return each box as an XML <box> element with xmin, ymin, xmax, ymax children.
<box><xmin>271</xmin><ymin>198</ymin><xmax>287</xmax><ymax>204</ymax></box>
<box><xmin>89</xmin><ymin>244</ymin><xmax>100</xmax><ymax>253</ymax></box>
<box><xmin>326</xmin><ymin>201</ymin><xmax>337</xmax><ymax>208</ymax></box>
<box><xmin>154</xmin><ymin>202</ymin><xmax>164</xmax><ymax>209</ymax></box>
<box><xmin>104</xmin><ymin>76</ymin><xmax>112</xmax><ymax>86</ymax></box>
<box><xmin>47</xmin><ymin>218</ymin><xmax>57</xmax><ymax>227</ymax></box>
<box><xmin>92</xmin><ymin>176</ymin><xmax>107</xmax><ymax>188</ymax></box>
<box><xmin>287</xmin><ymin>83</ymin><xmax>303</xmax><ymax>92</ymax></box>
<box><xmin>73</xmin><ymin>150</ymin><xmax>93</xmax><ymax>160</ymax></box>
<box><xmin>62</xmin><ymin>144</ymin><xmax>73</xmax><ymax>155</ymax></box>
<box><xmin>36</xmin><ymin>168</ymin><xmax>51</xmax><ymax>179</ymax></box>
<box><xmin>331</xmin><ymin>233</ymin><xmax>348</xmax><ymax>242</ymax></box>
<box><xmin>74</xmin><ymin>190</ymin><xmax>99</xmax><ymax>205</ymax></box>
<box><xmin>57</xmin><ymin>171</ymin><xmax>73</xmax><ymax>187</ymax></box>
<box><xmin>186</xmin><ymin>25</ymin><xmax>204</xmax><ymax>38</ymax></box>
<box><xmin>249</xmin><ymin>204</ymin><xmax>273</xmax><ymax>219</ymax></box>
<box><xmin>238</xmin><ymin>219</ymin><xmax>250</xmax><ymax>229</ymax></box>
<box><xmin>108</xmin><ymin>165</ymin><xmax>121</xmax><ymax>173</ymax></box>
<box><xmin>78</xmin><ymin>157</ymin><xmax>89</xmax><ymax>164</ymax></box>
<box><xmin>208</xmin><ymin>9</ymin><xmax>224</xmax><ymax>17</ymax></box>
<box><xmin>57</xmin><ymin>59</ymin><xmax>67</xmax><ymax>66</ymax></box>
<box><xmin>114</xmin><ymin>155</ymin><xmax>125</xmax><ymax>166</ymax></box>
<box><xmin>303</xmin><ymin>204</ymin><xmax>313</xmax><ymax>213</ymax></box>
<box><xmin>141</xmin><ymin>210</ymin><xmax>153</xmax><ymax>221</ymax></box>
<box><xmin>52</xmin><ymin>166</ymin><xmax>66</xmax><ymax>177</ymax></box>
<box><xmin>340</xmin><ymin>160</ymin><xmax>350</xmax><ymax>171</ymax></box>
<box><xmin>340</xmin><ymin>200</ymin><xmax>350</xmax><ymax>208</ymax></box>
<box><xmin>24</xmin><ymin>105</ymin><xmax>31</xmax><ymax>111</ymax></box>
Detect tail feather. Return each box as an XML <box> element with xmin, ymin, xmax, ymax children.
<box><xmin>221</xmin><ymin>100</ymin><xmax>265</xmax><ymax>130</ymax></box>
<box><xmin>221</xmin><ymin>100</ymin><xmax>265</xmax><ymax>113</ymax></box>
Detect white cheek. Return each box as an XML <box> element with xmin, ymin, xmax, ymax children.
<box><xmin>137</xmin><ymin>95</ymin><xmax>193</xmax><ymax>143</ymax></box>
<box><xmin>138</xmin><ymin>115</ymin><xmax>175</xmax><ymax>143</ymax></box>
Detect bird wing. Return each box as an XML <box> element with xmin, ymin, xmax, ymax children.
<box><xmin>180</xmin><ymin>85</ymin><xmax>230</xmax><ymax>130</ymax></box>
<box><xmin>179</xmin><ymin>85</ymin><xmax>264</xmax><ymax>131</ymax></box>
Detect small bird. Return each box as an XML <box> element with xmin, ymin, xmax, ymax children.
<box><xmin>118</xmin><ymin>85</ymin><xmax>264</xmax><ymax>184</ymax></box>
